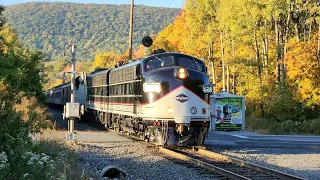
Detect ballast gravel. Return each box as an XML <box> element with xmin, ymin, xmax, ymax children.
<box><xmin>211</xmin><ymin>147</ymin><xmax>320</xmax><ymax>180</ymax></box>
<box><xmin>76</xmin><ymin>142</ymin><xmax>216</xmax><ymax>180</ymax></box>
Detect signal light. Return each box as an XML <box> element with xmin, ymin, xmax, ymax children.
<box><xmin>153</xmin><ymin>121</ymin><xmax>157</xmax><ymax>126</ymax></box>
<box><xmin>157</xmin><ymin>121</ymin><xmax>161</xmax><ymax>126</ymax></box>
<box><xmin>142</xmin><ymin>36</ymin><xmax>153</xmax><ymax>47</ymax></box>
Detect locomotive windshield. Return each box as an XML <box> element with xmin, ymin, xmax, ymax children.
<box><xmin>145</xmin><ymin>55</ymin><xmax>206</xmax><ymax>73</ymax></box>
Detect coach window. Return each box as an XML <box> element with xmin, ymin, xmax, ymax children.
<box><xmin>117</xmin><ymin>85</ymin><xmax>121</xmax><ymax>95</ymax></box>
<box><xmin>95</xmin><ymin>87</ymin><xmax>99</xmax><ymax>96</ymax></box>
<box><xmin>113</xmin><ymin>85</ymin><xmax>116</xmax><ymax>95</ymax></box>
<box><xmin>103</xmin><ymin>87</ymin><xmax>107</xmax><ymax>95</ymax></box>
<box><xmin>100</xmin><ymin>87</ymin><xmax>103</xmax><ymax>96</ymax></box>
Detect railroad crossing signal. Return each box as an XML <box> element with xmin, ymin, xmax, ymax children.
<box><xmin>142</xmin><ymin>36</ymin><xmax>153</xmax><ymax>47</ymax></box>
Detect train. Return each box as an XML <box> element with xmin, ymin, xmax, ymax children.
<box><xmin>45</xmin><ymin>51</ymin><xmax>213</xmax><ymax>146</ymax></box>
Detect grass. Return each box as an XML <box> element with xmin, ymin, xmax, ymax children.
<box><xmin>246</xmin><ymin>115</ymin><xmax>320</xmax><ymax>135</ymax></box>
<box><xmin>32</xmin><ymin>130</ymin><xmax>96</xmax><ymax>179</ymax></box>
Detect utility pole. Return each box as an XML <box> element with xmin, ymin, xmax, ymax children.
<box><xmin>128</xmin><ymin>0</ymin><xmax>134</xmax><ymax>60</ymax></box>
<box><xmin>63</xmin><ymin>40</ymin><xmax>81</xmax><ymax>142</ymax></box>
<box><xmin>69</xmin><ymin>42</ymin><xmax>76</xmax><ymax>137</ymax></box>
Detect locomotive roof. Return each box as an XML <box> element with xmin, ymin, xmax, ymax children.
<box><xmin>144</xmin><ymin>52</ymin><xmax>205</xmax><ymax>65</ymax></box>
<box><xmin>110</xmin><ymin>59</ymin><xmax>142</xmax><ymax>72</ymax></box>
<box><xmin>87</xmin><ymin>68</ymin><xmax>111</xmax><ymax>77</ymax></box>
<box><xmin>46</xmin><ymin>81</ymin><xmax>71</xmax><ymax>92</ymax></box>
<box><xmin>111</xmin><ymin>52</ymin><xmax>203</xmax><ymax>71</ymax></box>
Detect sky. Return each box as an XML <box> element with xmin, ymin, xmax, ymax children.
<box><xmin>0</xmin><ymin>0</ymin><xmax>185</xmax><ymax>8</ymax></box>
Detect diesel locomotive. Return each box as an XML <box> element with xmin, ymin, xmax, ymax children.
<box><xmin>46</xmin><ymin>52</ymin><xmax>213</xmax><ymax>146</ymax></box>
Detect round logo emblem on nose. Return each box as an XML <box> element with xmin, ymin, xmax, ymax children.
<box><xmin>190</xmin><ymin>107</ymin><xmax>197</xmax><ymax>114</ymax></box>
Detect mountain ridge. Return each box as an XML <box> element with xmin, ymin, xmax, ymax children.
<box><xmin>3</xmin><ymin>2</ymin><xmax>180</xmax><ymax>60</ymax></box>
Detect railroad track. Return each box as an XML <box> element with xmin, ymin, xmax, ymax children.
<box><xmin>99</xmin><ymin>129</ymin><xmax>305</xmax><ymax>180</ymax></box>
<box><xmin>157</xmin><ymin>147</ymin><xmax>305</xmax><ymax>180</ymax></box>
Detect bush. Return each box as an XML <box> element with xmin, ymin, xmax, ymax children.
<box><xmin>14</xmin><ymin>93</ymin><xmax>52</xmax><ymax>133</ymax></box>
<box><xmin>263</xmin><ymin>86</ymin><xmax>302</xmax><ymax>122</ymax></box>
<box><xmin>268</xmin><ymin>120</ymin><xmax>300</xmax><ymax>134</ymax></box>
<box><xmin>0</xmin><ymin>82</ymin><xmax>55</xmax><ymax>179</ymax></box>
<box><xmin>0</xmin><ymin>106</ymin><xmax>33</xmax><ymax>178</ymax></box>
<box><xmin>32</xmin><ymin>138</ymin><xmax>92</xmax><ymax>179</ymax></box>
<box><xmin>246</xmin><ymin>115</ymin><xmax>320</xmax><ymax>135</ymax></box>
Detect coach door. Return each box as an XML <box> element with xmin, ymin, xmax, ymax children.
<box><xmin>133</xmin><ymin>64</ymin><xmax>141</xmax><ymax>115</ymax></box>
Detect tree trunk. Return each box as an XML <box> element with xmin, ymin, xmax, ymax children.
<box><xmin>304</xmin><ymin>24</ymin><xmax>306</xmax><ymax>42</ymax></box>
<box><xmin>208</xmin><ymin>40</ymin><xmax>216</xmax><ymax>93</ymax></box>
<box><xmin>233</xmin><ymin>70</ymin><xmax>236</xmax><ymax>95</ymax></box>
<box><xmin>262</xmin><ymin>37</ymin><xmax>269</xmax><ymax>76</ymax></box>
<box><xmin>210</xmin><ymin>61</ymin><xmax>216</xmax><ymax>91</ymax></box>
<box><xmin>317</xmin><ymin>23</ymin><xmax>320</xmax><ymax>67</ymax></box>
<box><xmin>294</xmin><ymin>18</ymin><xmax>300</xmax><ymax>42</ymax></box>
<box><xmin>220</xmin><ymin>31</ymin><xmax>225</xmax><ymax>91</ymax></box>
<box><xmin>308</xmin><ymin>23</ymin><xmax>312</xmax><ymax>41</ymax></box>
<box><xmin>283</xmin><ymin>10</ymin><xmax>291</xmax><ymax>83</ymax></box>
<box><xmin>264</xmin><ymin>20</ymin><xmax>269</xmax><ymax>76</ymax></box>
<box><xmin>254</xmin><ymin>32</ymin><xmax>262</xmax><ymax>85</ymax></box>
<box><xmin>254</xmin><ymin>31</ymin><xmax>264</xmax><ymax>115</ymax></box>
<box><xmin>275</xmin><ymin>19</ymin><xmax>281</xmax><ymax>84</ymax></box>
<box><xmin>227</xmin><ymin>65</ymin><xmax>230</xmax><ymax>92</ymax></box>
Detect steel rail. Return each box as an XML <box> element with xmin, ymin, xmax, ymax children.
<box><xmin>195</xmin><ymin>148</ymin><xmax>305</xmax><ymax>180</ymax></box>
<box><xmin>159</xmin><ymin>147</ymin><xmax>250</xmax><ymax>180</ymax></box>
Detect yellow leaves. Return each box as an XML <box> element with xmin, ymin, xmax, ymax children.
<box><xmin>133</xmin><ymin>45</ymin><xmax>146</xmax><ymax>59</ymax></box>
<box><xmin>91</xmin><ymin>51</ymin><xmax>117</xmax><ymax>70</ymax></box>
<box><xmin>0</xmin><ymin>81</ymin><xmax>10</xmax><ymax>102</ymax></box>
<box><xmin>300</xmin><ymin>78</ymin><xmax>312</xmax><ymax>95</ymax></box>
<box><xmin>14</xmin><ymin>94</ymin><xmax>50</xmax><ymax>132</ymax></box>
<box><xmin>0</xmin><ymin>24</ymin><xmax>21</xmax><ymax>54</ymax></box>
<box><xmin>285</xmin><ymin>37</ymin><xmax>320</xmax><ymax>104</ymax></box>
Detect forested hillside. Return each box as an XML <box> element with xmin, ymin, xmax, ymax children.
<box><xmin>3</xmin><ymin>2</ymin><xmax>180</xmax><ymax>60</ymax></box>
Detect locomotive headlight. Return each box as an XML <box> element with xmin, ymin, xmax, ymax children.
<box><xmin>176</xmin><ymin>67</ymin><xmax>188</xmax><ymax>79</ymax></box>
<box><xmin>166</xmin><ymin>107</ymin><xmax>173</xmax><ymax>114</ymax></box>
<box><xmin>143</xmin><ymin>83</ymin><xmax>162</xmax><ymax>93</ymax></box>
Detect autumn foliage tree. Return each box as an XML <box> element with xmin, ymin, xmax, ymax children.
<box><xmin>151</xmin><ymin>0</ymin><xmax>320</xmax><ymax>133</ymax></box>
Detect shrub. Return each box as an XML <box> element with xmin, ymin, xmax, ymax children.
<box><xmin>246</xmin><ymin>115</ymin><xmax>320</xmax><ymax>135</ymax></box>
<box><xmin>21</xmin><ymin>152</ymin><xmax>55</xmax><ymax>179</ymax></box>
<box><xmin>0</xmin><ymin>105</ymin><xmax>33</xmax><ymax>178</ymax></box>
<box><xmin>32</xmin><ymin>138</ymin><xmax>93</xmax><ymax>179</ymax></box>
<box><xmin>14</xmin><ymin>93</ymin><xmax>52</xmax><ymax>133</ymax></box>
<box><xmin>0</xmin><ymin>82</ymin><xmax>55</xmax><ymax>179</ymax></box>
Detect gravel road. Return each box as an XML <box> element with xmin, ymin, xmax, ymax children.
<box><xmin>210</xmin><ymin>147</ymin><xmax>320</xmax><ymax>180</ymax></box>
<box><xmin>75</xmin><ymin>142</ymin><xmax>217</xmax><ymax>180</ymax></box>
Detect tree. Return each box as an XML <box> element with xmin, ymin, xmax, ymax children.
<box><xmin>91</xmin><ymin>51</ymin><xmax>117</xmax><ymax>70</ymax></box>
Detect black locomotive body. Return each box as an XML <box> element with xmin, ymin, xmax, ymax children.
<box><xmin>86</xmin><ymin>52</ymin><xmax>212</xmax><ymax>146</ymax></box>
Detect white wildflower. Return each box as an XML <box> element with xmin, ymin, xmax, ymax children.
<box><xmin>40</xmin><ymin>155</ymin><xmax>50</xmax><ymax>162</ymax></box>
<box><xmin>0</xmin><ymin>152</ymin><xmax>8</xmax><ymax>170</ymax></box>
<box><xmin>23</xmin><ymin>173</ymin><xmax>29</xmax><ymax>177</ymax></box>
